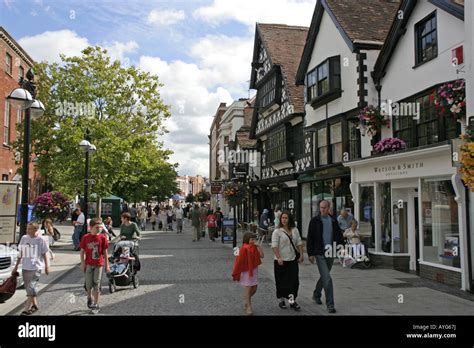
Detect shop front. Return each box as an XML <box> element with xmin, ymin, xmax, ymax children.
<box><xmin>345</xmin><ymin>144</ymin><xmax>470</xmax><ymax>290</ymax></box>
<box><xmin>298</xmin><ymin>165</ymin><xmax>353</xmax><ymax>239</ymax></box>
<box><xmin>250</xmin><ymin>175</ymin><xmax>299</xmax><ymax>227</ymax></box>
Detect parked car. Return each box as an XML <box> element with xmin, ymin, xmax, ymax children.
<box><xmin>0</xmin><ymin>244</ymin><xmax>23</xmax><ymax>303</ymax></box>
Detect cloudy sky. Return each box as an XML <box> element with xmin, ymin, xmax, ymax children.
<box><xmin>1</xmin><ymin>0</ymin><xmax>315</xmax><ymax>177</ymax></box>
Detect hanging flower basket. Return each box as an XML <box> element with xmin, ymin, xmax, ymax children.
<box><xmin>223</xmin><ymin>182</ymin><xmax>248</xmax><ymax>206</ymax></box>
<box><xmin>460</xmin><ymin>125</ymin><xmax>474</xmax><ymax>192</ymax></box>
<box><xmin>431</xmin><ymin>79</ymin><xmax>466</xmax><ymax>121</ymax></box>
<box><xmin>373</xmin><ymin>137</ymin><xmax>407</xmax><ymax>154</ymax></box>
<box><xmin>358</xmin><ymin>105</ymin><xmax>389</xmax><ymax>136</ymax></box>
<box><xmin>33</xmin><ymin>191</ymin><xmax>72</xmax><ymax>221</ymax></box>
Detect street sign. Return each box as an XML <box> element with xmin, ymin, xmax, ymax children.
<box><xmin>211</xmin><ymin>182</ymin><xmax>223</xmax><ymax>194</ymax></box>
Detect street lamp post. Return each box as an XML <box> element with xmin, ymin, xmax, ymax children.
<box><xmin>7</xmin><ymin>69</ymin><xmax>45</xmax><ymax>238</ymax></box>
<box><xmin>79</xmin><ymin>129</ymin><xmax>96</xmax><ymax>238</ymax></box>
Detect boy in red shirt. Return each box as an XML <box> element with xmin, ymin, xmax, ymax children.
<box><xmin>80</xmin><ymin>217</ymin><xmax>109</xmax><ymax>314</ymax></box>
<box><xmin>207</xmin><ymin>210</ymin><xmax>217</xmax><ymax>242</ymax></box>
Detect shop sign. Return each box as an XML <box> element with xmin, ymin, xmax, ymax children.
<box><xmin>211</xmin><ymin>182</ymin><xmax>223</xmax><ymax>194</ymax></box>
<box><xmin>372</xmin><ymin>161</ymin><xmax>424</xmax><ymax>178</ymax></box>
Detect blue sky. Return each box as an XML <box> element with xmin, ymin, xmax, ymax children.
<box><xmin>1</xmin><ymin>0</ymin><xmax>315</xmax><ymax>176</ymax></box>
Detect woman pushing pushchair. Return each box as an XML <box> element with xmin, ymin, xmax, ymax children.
<box><xmin>107</xmin><ymin>213</ymin><xmax>142</xmax><ymax>292</ymax></box>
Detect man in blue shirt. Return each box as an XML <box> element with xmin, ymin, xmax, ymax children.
<box><xmin>306</xmin><ymin>200</ymin><xmax>344</xmax><ymax>313</ymax></box>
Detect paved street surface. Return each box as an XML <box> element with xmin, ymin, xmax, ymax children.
<box><xmin>6</xmin><ymin>220</ymin><xmax>474</xmax><ymax>316</ymax></box>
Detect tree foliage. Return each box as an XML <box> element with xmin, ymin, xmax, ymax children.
<box><xmin>14</xmin><ymin>46</ymin><xmax>177</xmax><ymax>202</ymax></box>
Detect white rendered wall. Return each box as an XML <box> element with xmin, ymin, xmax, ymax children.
<box><xmin>380</xmin><ymin>2</ymin><xmax>465</xmax><ymax>103</ymax></box>
<box><xmin>304</xmin><ymin>10</ymin><xmax>359</xmax><ymax>127</ymax></box>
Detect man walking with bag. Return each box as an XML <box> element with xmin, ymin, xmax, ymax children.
<box><xmin>306</xmin><ymin>200</ymin><xmax>344</xmax><ymax>313</ymax></box>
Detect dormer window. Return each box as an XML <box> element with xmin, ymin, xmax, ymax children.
<box><xmin>256</xmin><ymin>67</ymin><xmax>282</xmax><ymax>114</ymax></box>
<box><xmin>305</xmin><ymin>56</ymin><xmax>341</xmax><ymax>109</ymax></box>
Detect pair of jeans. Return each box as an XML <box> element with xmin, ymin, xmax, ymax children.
<box><xmin>72</xmin><ymin>225</ymin><xmax>83</xmax><ymax>249</ymax></box>
<box><xmin>314</xmin><ymin>255</ymin><xmax>335</xmax><ymax>308</ymax></box>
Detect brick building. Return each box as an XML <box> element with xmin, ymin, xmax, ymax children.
<box><xmin>1</xmin><ymin>26</ymin><xmax>39</xmax><ymax>202</ymax></box>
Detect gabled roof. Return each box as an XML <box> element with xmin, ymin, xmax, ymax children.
<box><xmin>296</xmin><ymin>0</ymin><xmax>400</xmax><ymax>84</ymax></box>
<box><xmin>250</xmin><ymin>23</ymin><xmax>308</xmax><ymax>114</ymax></box>
<box><xmin>372</xmin><ymin>0</ymin><xmax>464</xmax><ymax>84</ymax></box>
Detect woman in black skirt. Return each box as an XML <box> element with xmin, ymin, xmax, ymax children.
<box><xmin>271</xmin><ymin>211</ymin><xmax>304</xmax><ymax>311</ymax></box>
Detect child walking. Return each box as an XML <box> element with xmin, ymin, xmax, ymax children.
<box><xmin>12</xmin><ymin>222</ymin><xmax>50</xmax><ymax>315</ymax></box>
<box><xmin>80</xmin><ymin>217</ymin><xmax>109</xmax><ymax>314</ymax></box>
<box><xmin>232</xmin><ymin>232</ymin><xmax>264</xmax><ymax>315</ymax></box>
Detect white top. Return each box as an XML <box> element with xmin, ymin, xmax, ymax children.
<box><xmin>18</xmin><ymin>234</ymin><xmax>49</xmax><ymax>271</ymax></box>
<box><xmin>76</xmin><ymin>212</ymin><xmax>85</xmax><ymax>225</ymax></box>
<box><xmin>174</xmin><ymin>208</ymin><xmax>183</xmax><ymax>219</ymax></box>
<box><xmin>271</xmin><ymin>227</ymin><xmax>303</xmax><ymax>261</ymax></box>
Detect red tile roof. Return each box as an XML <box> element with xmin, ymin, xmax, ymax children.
<box><xmin>326</xmin><ymin>0</ymin><xmax>401</xmax><ymax>43</ymax></box>
<box><xmin>257</xmin><ymin>23</ymin><xmax>309</xmax><ymax>114</ymax></box>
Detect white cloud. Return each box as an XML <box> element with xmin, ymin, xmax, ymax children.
<box><xmin>103</xmin><ymin>41</ymin><xmax>139</xmax><ymax>64</ymax></box>
<box><xmin>193</xmin><ymin>0</ymin><xmax>314</xmax><ymax>28</ymax></box>
<box><xmin>138</xmin><ymin>33</ymin><xmax>258</xmax><ymax>176</ymax></box>
<box><xmin>139</xmin><ymin>55</ymin><xmax>234</xmax><ymax>176</ymax></box>
<box><xmin>18</xmin><ymin>30</ymin><xmax>139</xmax><ymax>66</ymax></box>
<box><xmin>147</xmin><ymin>9</ymin><xmax>186</xmax><ymax>26</ymax></box>
<box><xmin>18</xmin><ymin>30</ymin><xmax>90</xmax><ymax>63</ymax></box>
<box><xmin>189</xmin><ymin>35</ymin><xmax>253</xmax><ymax>95</ymax></box>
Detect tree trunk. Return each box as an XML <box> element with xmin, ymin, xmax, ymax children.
<box><xmin>97</xmin><ymin>196</ymin><xmax>102</xmax><ymax>219</ymax></box>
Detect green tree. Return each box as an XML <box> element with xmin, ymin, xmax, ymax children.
<box><xmin>15</xmin><ymin>46</ymin><xmax>175</xmax><ymax>210</ymax></box>
<box><xmin>185</xmin><ymin>193</ymin><xmax>195</xmax><ymax>204</ymax></box>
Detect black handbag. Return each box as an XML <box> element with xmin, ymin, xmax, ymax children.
<box><xmin>282</xmin><ymin>230</ymin><xmax>301</xmax><ymax>261</ymax></box>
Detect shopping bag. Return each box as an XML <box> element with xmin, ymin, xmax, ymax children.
<box><xmin>0</xmin><ymin>272</ymin><xmax>19</xmax><ymax>295</ymax></box>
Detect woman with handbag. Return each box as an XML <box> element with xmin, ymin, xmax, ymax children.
<box><xmin>271</xmin><ymin>211</ymin><xmax>304</xmax><ymax>311</ymax></box>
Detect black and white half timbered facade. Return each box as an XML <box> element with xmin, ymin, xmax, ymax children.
<box><xmin>248</xmin><ymin>23</ymin><xmax>311</xmax><ymax>224</ymax></box>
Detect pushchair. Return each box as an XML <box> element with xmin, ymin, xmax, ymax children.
<box><xmin>107</xmin><ymin>239</ymin><xmax>140</xmax><ymax>293</ymax></box>
<box><xmin>339</xmin><ymin>239</ymin><xmax>371</xmax><ymax>269</ymax></box>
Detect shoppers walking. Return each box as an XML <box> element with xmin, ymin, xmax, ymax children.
<box><xmin>159</xmin><ymin>206</ymin><xmax>167</xmax><ymax>231</ymax></box>
<box><xmin>207</xmin><ymin>209</ymin><xmax>217</xmax><ymax>241</ymax></box>
<box><xmin>232</xmin><ymin>232</ymin><xmax>264</xmax><ymax>315</ymax></box>
<box><xmin>150</xmin><ymin>210</ymin><xmax>157</xmax><ymax>230</ymax></box>
<box><xmin>138</xmin><ymin>205</ymin><xmax>148</xmax><ymax>231</ymax></box>
<box><xmin>307</xmin><ymin>200</ymin><xmax>344</xmax><ymax>313</ymax></box>
<box><xmin>12</xmin><ymin>223</ymin><xmax>50</xmax><ymax>315</ymax></box>
<box><xmin>130</xmin><ymin>204</ymin><xmax>138</xmax><ymax>223</ymax></box>
<box><xmin>103</xmin><ymin>217</ymin><xmax>117</xmax><ymax>241</ymax></box>
<box><xmin>191</xmin><ymin>204</ymin><xmax>201</xmax><ymax>242</ymax></box>
<box><xmin>271</xmin><ymin>211</ymin><xmax>304</xmax><ymax>311</ymax></box>
<box><xmin>199</xmin><ymin>204</ymin><xmax>207</xmax><ymax>238</ymax></box>
<box><xmin>166</xmin><ymin>206</ymin><xmax>174</xmax><ymax>231</ymax></box>
<box><xmin>215</xmin><ymin>207</ymin><xmax>223</xmax><ymax>238</ymax></box>
<box><xmin>273</xmin><ymin>205</ymin><xmax>282</xmax><ymax>227</ymax></box>
<box><xmin>72</xmin><ymin>205</ymin><xmax>85</xmax><ymax>251</ymax></box>
<box><xmin>80</xmin><ymin>218</ymin><xmax>109</xmax><ymax>314</ymax></box>
<box><xmin>173</xmin><ymin>204</ymin><xmax>184</xmax><ymax>233</ymax></box>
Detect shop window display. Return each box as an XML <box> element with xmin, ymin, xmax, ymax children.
<box><xmin>359</xmin><ymin>185</ymin><xmax>375</xmax><ymax>248</ymax></box>
<box><xmin>421</xmin><ymin>178</ymin><xmax>460</xmax><ymax>268</ymax></box>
